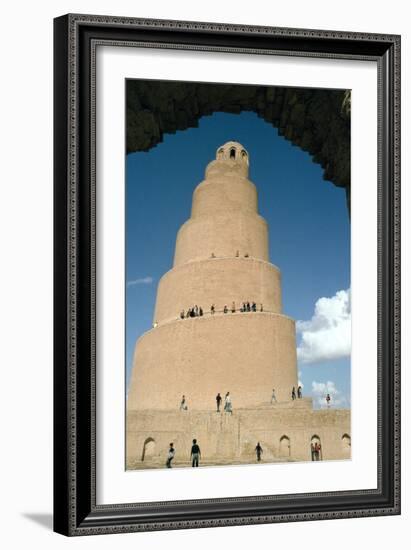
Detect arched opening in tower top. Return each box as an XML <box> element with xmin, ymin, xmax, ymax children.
<box><xmin>230</xmin><ymin>148</ymin><xmax>236</xmax><ymax>159</ymax></box>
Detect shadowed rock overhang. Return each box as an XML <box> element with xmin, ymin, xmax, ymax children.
<box><xmin>126</xmin><ymin>81</ymin><xmax>351</xmax><ymax>211</ymax></box>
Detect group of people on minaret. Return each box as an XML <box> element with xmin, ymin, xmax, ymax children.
<box><xmin>210</xmin><ymin>250</ymin><xmax>251</xmax><ymax>260</ymax></box>
<box><xmin>291</xmin><ymin>386</ymin><xmax>303</xmax><ymax>400</ymax></box>
<box><xmin>179</xmin><ymin>301</ymin><xmax>263</xmax><ymax>320</ymax></box>
<box><xmin>180</xmin><ymin>305</ymin><xmax>204</xmax><ymax>319</ymax></box>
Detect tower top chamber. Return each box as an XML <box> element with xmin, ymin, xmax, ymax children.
<box><xmin>205</xmin><ymin>141</ymin><xmax>249</xmax><ymax>179</ymax></box>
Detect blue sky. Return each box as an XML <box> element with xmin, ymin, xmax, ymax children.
<box><xmin>126</xmin><ymin>110</ymin><xmax>351</xmax><ymax>409</ymax></box>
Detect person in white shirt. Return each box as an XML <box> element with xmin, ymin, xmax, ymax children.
<box><xmin>180</xmin><ymin>395</ymin><xmax>188</xmax><ymax>411</ymax></box>
<box><xmin>224</xmin><ymin>392</ymin><xmax>233</xmax><ymax>414</ymax></box>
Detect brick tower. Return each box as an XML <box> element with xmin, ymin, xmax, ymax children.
<box><xmin>127</xmin><ymin>141</ymin><xmax>298</xmax><ymax>412</ymax></box>
<box><xmin>126</xmin><ymin>142</ymin><xmax>350</xmax><ymax>468</ymax></box>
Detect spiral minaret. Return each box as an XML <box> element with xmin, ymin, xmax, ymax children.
<box><xmin>127</xmin><ymin>141</ymin><xmax>298</xmax><ymax>411</ymax></box>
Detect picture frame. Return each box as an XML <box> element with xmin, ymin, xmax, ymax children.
<box><xmin>53</xmin><ymin>13</ymin><xmax>401</xmax><ymax>536</ymax></box>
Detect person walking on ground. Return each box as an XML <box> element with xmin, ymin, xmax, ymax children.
<box><xmin>326</xmin><ymin>393</ymin><xmax>331</xmax><ymax>408</ymax></box>
<box><xmin>224</xmin><ymin>392</ymin><xmax>233</xmax><ymax>414</ymax></box>
<box><xmin>311</xmin><ymin>442</ymin><xmax>315</xmax><ymax>461</ymax></box>
<box><xmin>291</xmin><ymin>387</ymin><xmax>296</xmax><ymax>400</ymax></box>
<box><xmin>180</xmin><ymin>395</ymin><xmax>188</xmax><ymax>411</ymax></box>
<box><xmin>271</xmin><ymin>388</ymin><xmax>277</xmax><ymax>404</ymax></box>
<box><xmin>199</xmin><ymin>306</ymin><xmax>203</xmax><ymax>316</ymax></box>
<box><xmin>314</xmin><ymin>442</ymin><xmax>321</xmax><ymax>461</ymax></box>
<box><xmin>246</xmin><ymin>301</ymin><xmax>251</xmax><ymax>312</ymax></box>
<box><xmin>216</xmin><ymin>392</ymin><xmax>222</xmax><ymax>412</ymax></box>
<box><xmin>166</xmin><ymin>442</ymin><xmax>175</xmax><ymax>468</ymax></box>
<box><xmin>252</xmin><ymin>302</ymin><xmax>256</xmax><ymax>312</ymax></box>
<box><xmin>211</xmin><ymin>304</ymin><xmax>215</xmax><ymax>315</ymax></box>
<box><xmin>297</xmin><ymin>385</ymin><xmax>302</xmax><ymax>399</ymax></box>
<box><xmin>231</xmin><ymin>302</ymin><xmax>236</xmax><ymax>313</ymax></box>
<box><xmin>255</xmin><ymin>442</ymin><xmax>263</xmax><ymax>462</ymax></box>
<box><xmin>191</xmin><ymin>439</ymin><xmax>201</xmax><ymax>467</ymax></box>
<box><xmin>260</xmin><ymin>303</ymin><xmax>263</xmax><ymax>312</ymax></box>
<box><xmin>223</xmin><ymin>305</ymin><xmax>228</xmax><ymax>314</ymax></box>
<box><xmin>180</xmin><ymin>310</ymin><xmax>185</xmax><ymax>319</ymax></box>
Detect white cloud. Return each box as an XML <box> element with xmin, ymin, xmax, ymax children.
<box><xmin>311</xmin><ymin>380</ymin><xmax>348</xmax><ymax>409</ymax></box>
<box><xmin>127</xmin><ymin>276</ymin><xmax>153</xmax><ymax>287</ymax></box>
<box><xmin>296</xmin><ymin>289</ymin><xmax>351</xmax><ymax>364</ymax></box>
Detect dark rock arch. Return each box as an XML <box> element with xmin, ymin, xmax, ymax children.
<box><xmin>126</xmin><ymin>81</ymin><xmax>351</xmax><ymax>211</ymax></box>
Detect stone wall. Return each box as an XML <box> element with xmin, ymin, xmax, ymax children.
<box><xmin>126</xmin><ymin>403</ymin><xmax>351</xmax><ymax>468</ymax></box>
